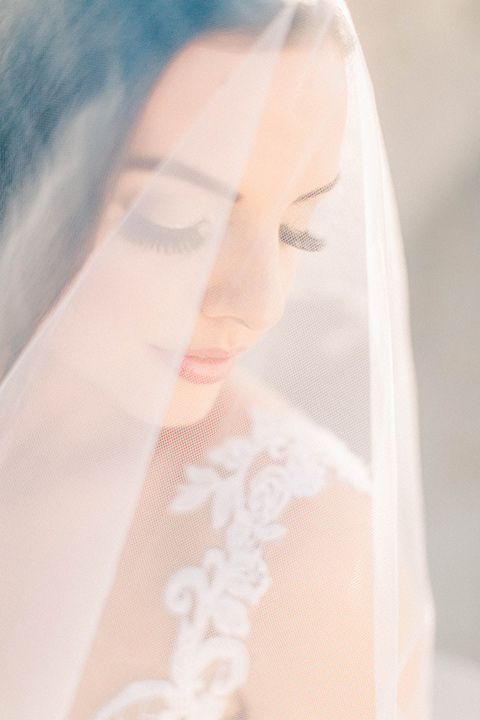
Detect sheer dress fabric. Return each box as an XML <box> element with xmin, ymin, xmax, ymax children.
<box><xmin>0</xmin><ymin>1</ymin><xmax>434</xmax><ymax>719</ymax></box>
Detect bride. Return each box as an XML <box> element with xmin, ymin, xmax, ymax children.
<box><xmin>0</xmin><ymin>0</ymin><xmax>434</xmax><ymax>718</ymax></box>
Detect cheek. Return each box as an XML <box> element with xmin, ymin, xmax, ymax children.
<box><xmin>76</xmin><ymin>237</ymin><xmax>215</xmax><ymax>351</ymax></box>
<box><xmin>104</xmin><ymin>246</ymin><xmax>212</xmax><ymax>343</ymax></box>
<box><xmin>46</xmin><ymin>241</ymin><xmax>219</xmax><ymax>425</ymax></box>
<box><xmin>91</xmin><ymin>204</ymin><xmax>218</xmax><ymax>345</ymax></box>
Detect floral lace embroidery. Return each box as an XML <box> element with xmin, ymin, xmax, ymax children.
<box><xmin>91</xmin><ymin>407</ymin><xmax>370</xmax><ymax>720</ymax></box>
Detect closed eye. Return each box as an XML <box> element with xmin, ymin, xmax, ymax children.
<box><xmin>279</xmin><ymin>224</ymin><xmax>326</xmax><ymax>252</ymax></box>
<box><xmin>122</xmin><ymin>209</ymin><xmax>208</xmax><ymax>254</ymax></box>
<box><xmin>278</xmin><ymin>176</ymin><xmax>338</xmax><ymax>251</ymax></box>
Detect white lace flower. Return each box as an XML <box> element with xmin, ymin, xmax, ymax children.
<box><xmin>94</xmin><ymin>405</ymin><xmax>370</xmax><ymax>720</ymax></box>
<box><xmin>285</xmin><ymin>447</ymin><xmax>327</xmax><ymax>497</ymax></box>
<box><xmin>169</xmin><ymin>466</ymin><xmax>221</xmax><ymax>513</ymax></box>
<box><xmin>248</xmin><ymin>465</ymin><xmax>291</xmax><ymax>524</ymax></box>
<box><xmin>207</xmin><ymin>436</ymin><xmax>254</xmax><ymax>473</ymax></box>
<box><xmin>209</xmin><ymin>593</ymin><xmax>250</xmax><ymax>638</ymax></box>
<box><xmin>226</xmin><ymin>549</ymin><xmax>271</xmax><ymax>604</ymax></box>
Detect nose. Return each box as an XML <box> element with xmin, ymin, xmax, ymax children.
<box><xmin>200</xmin><ymin>223</ymin><xmax>289</xmax><ymax>333</ymax></box>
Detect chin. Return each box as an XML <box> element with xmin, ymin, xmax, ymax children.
<box><xmin>162</xmin><ymin>376</ymin><xmax>224</xmax><ymax>428</ymax></box>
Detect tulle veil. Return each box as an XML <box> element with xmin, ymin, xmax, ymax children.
<box><xmin>0</xmin><ymin>1</ymin><xmax>434</xmax><ymax>718</ymax></box>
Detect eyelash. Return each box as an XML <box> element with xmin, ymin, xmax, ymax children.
<box><xmin>279</xmin><ymin>224</ymin><xmax>326</xmax><ymax>252</ymax></box>
<box><xmin>121</xmin><ymin>210</ymin><xmax>325</xmax><ymax>255</ymax></box>
<box><xmin>122</xmin><ymin>210</ymin><xmax>207</xmax><ymax>254</ymax></box>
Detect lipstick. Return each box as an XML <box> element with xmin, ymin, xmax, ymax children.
<box><xmin>179</xmin><ymin>347</ymin><xmax>246</xmax><ymax>384</ymax></box>
<box><xmin>150</xmin><ymin>345</ymin><xmax>247</xmax><ymax>385</ymax></box>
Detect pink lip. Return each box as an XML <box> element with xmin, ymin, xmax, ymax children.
<box><xmin>151</xmin><ymin>345</ymin><xmax>248</xmax><ymax>385</ymax></box>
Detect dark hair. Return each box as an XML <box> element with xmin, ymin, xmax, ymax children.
<box><xmin>0</xmin><ymin>0</ymin><xmax>285</xmax><ymax>219</ymax></box>
<box><xmin>0</xmin><ymin>0</ymin><xmax>339</xmax><ymax>375</ymax></box>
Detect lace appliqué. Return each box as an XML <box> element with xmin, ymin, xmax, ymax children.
<box><xmin>91</xmin><ymin>407</ymin><xmax>370</xmax><ymax>720</ymax></box>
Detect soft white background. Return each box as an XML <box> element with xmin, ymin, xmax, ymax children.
<box><xmin>347</xmin><ymin>0</ymin><xmax>480</xmax><ymax>712</ymax></box>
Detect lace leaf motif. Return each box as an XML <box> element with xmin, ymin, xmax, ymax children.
<box><xmin>92</xmin><ymin>406</ymin><xmax>370</xmax><ymax>720</ymax></box>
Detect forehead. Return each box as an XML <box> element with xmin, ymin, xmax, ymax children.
<box><xmin>128</xmin><ymin>31</ymin><xmax>347</xmax><ymax>206</ymax></box>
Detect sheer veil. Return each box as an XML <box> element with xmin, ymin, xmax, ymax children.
<box><xmin>0</xmin><ymin>1</ymin><xmax>434</xmax><ymax>718</ymax></box>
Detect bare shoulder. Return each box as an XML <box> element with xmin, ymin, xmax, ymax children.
<box><xmin>224</xmin><ymin>368</ymin><xmax>374</xmax><ymax>599</ymax></box>
<box><xmin>224</xmin><ymin>371</ymin><xmax>376</xmax><ymax>717</ymax></box>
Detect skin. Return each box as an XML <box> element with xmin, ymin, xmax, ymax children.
<box><xmin>68</xmin><ymin>29</ymin><xmax>352</xmax><ymax>720</ymax></box>
<box><xmin>84</xmin><ymin>30</ymin><xmax>348</xmax><ymax>427</ymax></box>
<box><xmin>67</xmin><ymin>25</ymin><xmax>428</xmax><ymax>720</ymax></box>
<box><xmin>4</xmin><ymin>25</ymin><xmax>426</xmax><ymax>720</ymax></box>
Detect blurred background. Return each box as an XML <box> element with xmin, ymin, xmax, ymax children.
<box><xmin>347</xmin><ymin>0</ymin><xmax>480</xmax><ymax>713</ymax></box>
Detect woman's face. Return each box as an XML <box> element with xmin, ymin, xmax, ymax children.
<box><xmin>67</xmin><ymin>31</ymin><xmax>347</xmax><ymax>427</ymax></box>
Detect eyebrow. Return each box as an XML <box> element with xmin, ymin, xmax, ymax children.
<box><xmin>294</xmin><ymin>177</ymin><xmax>339</xmax><ymax>203</ymax></box>
<box><xmin>124</xmin><ymin>156</ymin><xmax>240</xmax><ymax>200</ymax></box>
<box><xmin>125</xmin><ymin>155</ymin><xmax>338</xmax><ymax>205</ymax></box>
